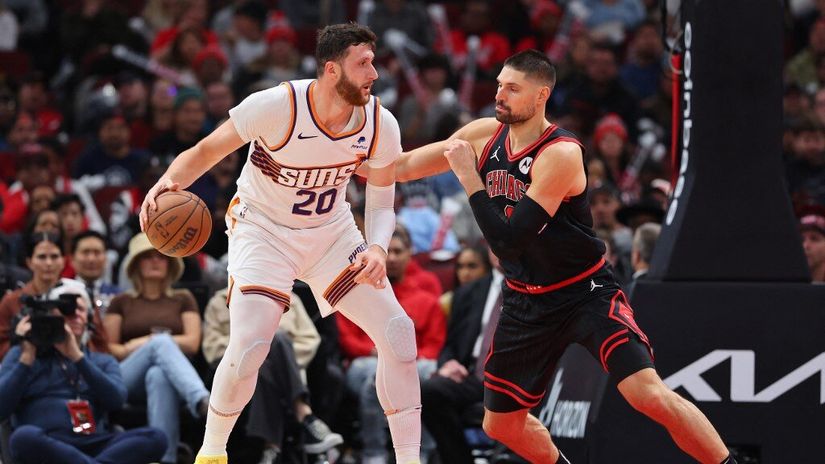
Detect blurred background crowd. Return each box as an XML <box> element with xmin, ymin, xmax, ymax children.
<box><xmin>0</xmin><ymin>0</ymin><xmax>822</xmax><ymax>463</ymax></box>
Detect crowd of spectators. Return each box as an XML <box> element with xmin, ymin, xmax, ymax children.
<box><xmin>0</xmin><ymin>0</ymin><xmax>821</xmax><ymax>463</ymax></box>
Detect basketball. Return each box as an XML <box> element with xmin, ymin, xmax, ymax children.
<box><xmin>145</xmin><ymin>191</ymin><xmax>212</xmax><ymax>258</ymax></box>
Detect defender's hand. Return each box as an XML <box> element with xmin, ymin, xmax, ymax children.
<box><xmin>350</xmin><ymin>245</ymin><xmax>388</xmax><ymax>289</ymax></box>
<box><xmin>139</xmin><ymin>177</ymin><xmax>180</xmax><ymax>232</ymax></box>
<box><xmin>443</xmin><ymin>139</ymin><xmax>478</xmax><ymax>182</ymax></box>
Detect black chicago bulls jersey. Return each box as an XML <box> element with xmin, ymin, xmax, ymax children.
<box><xmin>477</xmin><ymin>123</ymin><xmax>606</xmax><ymax>287</ymax></box>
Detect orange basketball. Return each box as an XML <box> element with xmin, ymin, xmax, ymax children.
<box><xmin>145</xmin><ymin>191</ymin><xmax>212</xmax><ymax>258</ymax></box>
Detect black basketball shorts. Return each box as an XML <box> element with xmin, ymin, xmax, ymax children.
<box><xmin>482</xmin><ymin>268</ymin><xmax>655</xmax><ymax>413</ymax></box>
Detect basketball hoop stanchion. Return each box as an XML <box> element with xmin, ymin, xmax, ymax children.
<box><xmin>590</xmin><ymin>1</ymin><xmax>825</xmax><ymax>462</ymax></box>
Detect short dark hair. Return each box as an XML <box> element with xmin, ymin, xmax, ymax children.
<box><xmin>392</xmin><ymin>224</ymin><xmax>412</xmax><ymax>250</ymax></box>
<box><xmin>71</xmin><ymin>230</ymin><xmax>108</xmax><ymax>254</ymax></box>
<box><xmin>503</xmin><ymin>50</ymin><xmax>556</xmax><ymax>88</ymax></box>
<box><xmin>316</xmin><ymin>23</ymin><xmax>377</xmax><ymax>76</ymax></box>
<box><xmin>51</xmin><ymin>193</ymin><xmax>85</xmax><ymax>213</ymax></box>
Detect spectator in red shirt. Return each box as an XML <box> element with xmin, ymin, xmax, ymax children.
<box><xmin>150</xmin><ymin>0</ymin><xmax>217</xmax><ymax>58</ymax></box>
<box><xmin>0</xmin><ymin>146</ymin><xmax>51</xmax><ymax>234</ymax></box>
<box><xmin>439</xmin><ymin>0</ymin><xmax>511</xmax><ymax>74</ymax></box>
<box><xmin>17</xmin><ymin>73</ymin><xmax>62</xmax><ymax>138</ymax></box>
<box><xmin>337</xmin><ymin>225</ymin><xmax>446</xmax><ymax>464</ymax></box>
<box><xmin>4</xmin><ymin>112</ymin><xmax>39</xmax><ymax>153</ymax></box>
<box><xmin>515</xmin><ymin>1</ymin><xmax>564</xmax><ymax>55</ymax></box>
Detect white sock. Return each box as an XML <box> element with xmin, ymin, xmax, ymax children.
<box><xmin>198</xmin><ymin>403</ymin><xmax>242</xmax><ymax>456</ymax></box>
<box><xmin>387</xmin><ymin>406</ymin><xmax>422</xmax><ymax>463</ymax></box>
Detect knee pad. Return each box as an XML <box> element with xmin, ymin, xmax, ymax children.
<box><xmin>384</xmin><ymin>315</ymin><xmax>417</xmax><ymax>362</ymax></box>
<box><xmin>232</xmin><ymin>340</ymin><xmax>271</xmax><ymax>379</ymax></box>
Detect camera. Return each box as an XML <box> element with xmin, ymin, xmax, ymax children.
<box><xmin>12</xmin><ymin>294</ymin><xmax>79</xmax><ymax>349</ymax></box>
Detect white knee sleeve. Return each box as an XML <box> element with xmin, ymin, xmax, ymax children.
<box><xmin>385</xmin><ymin>315</ymin><xmax>417</xmax><ymax>362</ymax></box>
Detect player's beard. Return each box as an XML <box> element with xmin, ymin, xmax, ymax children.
<box><xmin>336</xmin><ymin>70</ymin><xmax>370</xmax><ymax>106</ymax></box>
<box><xmin>495</xmin><ymin>101</ymin><xmax>535</xmax><ymax>125</ymax></box>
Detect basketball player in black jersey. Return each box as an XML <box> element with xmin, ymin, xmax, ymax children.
<box><xmin>392</xmin><ymin>50</ymin><xmax>735</xmax><ymax>464</ymax></box>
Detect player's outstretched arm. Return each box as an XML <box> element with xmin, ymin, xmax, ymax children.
<box><xmin>139</xmin><ymin>120</ymin><xmax>244</xmax><ymax>231</ymax></box>
<box><xmin>394</xmin><ymin>117</ymin><xmax>500</xmax><ymax>182</ymax></box>
<box><xmin>446</xmin><ymin>140</ymin><xmax>585</xmax><ymax>261</ymax></box>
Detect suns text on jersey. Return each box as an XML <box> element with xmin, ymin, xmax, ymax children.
<box><xmin>486</xmin><ymin>169</ymin><xmax>529</xmax><ymax>202</ymax></box>
<box><xmin>251</xmin><ymin>142</ymin><xmax>362</xmax><ymax>188</ymax></box>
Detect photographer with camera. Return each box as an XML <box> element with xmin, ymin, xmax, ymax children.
<box><xmin>0</xmin><ymin>232</ymin><xmax>67</xmax><ymax>359</ymax></box>
<box><xmin>0</xmin><ymin>280</ymin><xmax>167</xmax><ymax>464</ymax></box>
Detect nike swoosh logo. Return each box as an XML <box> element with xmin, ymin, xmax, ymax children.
<box><xmin>297</xmin><ymin>133</ymin><xmax>318</xmax><ymax>139</ymax></box>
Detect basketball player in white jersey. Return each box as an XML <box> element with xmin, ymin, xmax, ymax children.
<box><xmin>139</xmin><ymin>24</ymin><xmax>422</xmax><ymax>464</ymax></box>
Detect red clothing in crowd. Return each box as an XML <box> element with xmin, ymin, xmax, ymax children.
<box><xmin>439</xmin><ymin>30</ymin><xmax>511</xmax><ymax>72</ymax></box>
<box><xmin>404</xmin><ymin>260</ymin><xmax>443</xmax><ymax>298</ymax></box>
<box><xmin>151</xmin><ymin>27</ymin><xmax>219</xmax><ymax>54</ymax></box>
<box><xmin>0</xmin><ymin>182</ymin><xmax>28</xmax><ymax>234</ymax></box>
<box><xmin>336</xmin><ymin>275</ymin><xmax>447</xmax><ymax>361</ymax></box>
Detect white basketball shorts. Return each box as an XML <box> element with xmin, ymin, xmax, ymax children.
<box><xmin>225</xmin><ymin>196</ymin><xmax>369</xmax><ymax>316</ymax></box>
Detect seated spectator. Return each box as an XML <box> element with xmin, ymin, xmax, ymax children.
<box><xmin>2</xmin><ymin>111</ymin><xmax>39</xmax><ymax>155</ymax></box>
<box><xmin>337</xmin><ymin>226</ymin><xmax>446</xmax><ymax>464</ymax></box>
<box><xmin>202</xmin><ymin>288</ymin><xmax>343</xmax><ymax>463</ymax></box>
<box><xmin>439</xmin><ymin>245</ymin><xmax>492</xmax><ymax>316</ymax></box>
<box><xmin>0</xmin><ymin>146</ymin><xmax>51</xmax><ymax>234</ymax></box>
<box><xmin>421</xmin><ymin>249</ymin><xmax>502</xmax><ymax>464</ymax></box>
<box><xmin>16</xmin><ymin>72</ymin><xmax>62</xmax><ymax>138</ymax></box>
<box><xmin>0</xmin><ymin>286</ymin><xmax>167</xmax><ymax>464</ymax></box>
<box><xmin>786</xmin><ymin>18</ymin><xmax>825</xmax><ymax>91</ymax></box>
<box><xmin>366</xmin><ymin>0</ymin><xmax>434</xmax><ymax>56</ymax></box>
<box><xmin>194</xmin><ymin>44</ymin><xmax>231</xmax><ymax>89</ymax></box>
<box><xmin>0</xmin><ymin>232</ymin><xmax>66</xmax><ymax>359</ymax></box>
<box><xmin>72</xmin><ymin>110</ymin><xmax>149</xmax><ymax>187</ymax></box>
<box><xmin>560</xmin><ymin>43</ymin><xmax>640</xmax><ymax>138</ymax></box>
<box><xmin>785</xmin><ymin>118</ymin><xmax>825</xmax><ymax>204</ymax></box>
<box><xmin>799</xmin><ymin>207</ymin><xmax>825</xmax><ymax>283</ymax></box>
<box><xmin>589</xmin><ymin>183</ymin><xmax>632</xmax><ymax>258</ymax></box>
<box><xmin>52</xmin><ymin>194</ymin><xmax>87</xmax><ymax>278</ymax></box>
<box><xmin>114</xmin><ymin>72</ymin><xmax>153</xmax><ymax>150</ymax></box>
<box><xmin>225</xmin><ymin>1</ymin><xmax>269</xmax><ymax>72</ymax></box>
<box><xmin>591</xmin><ymin>113</ymin><xmax>634</xmax><ymax>194</ymax></box>
<box><xmin>620</xmin><ymin>20</ymin><xmax>664</xmax><ymax>103</ymax></box>
<box><xmin>157</xmin><ymin>27</ymin><xmax>207</xmax><ymax>87</ymax></box>
<box><xmin>397</xmin><ymin>183</ymin><xmax>460</xmax><ymax>259</ymax></box>
<box><xmin>104</xmin><ymin>233</ymin><xmax>210</xmax><ymax>464</ymax></box>
<box><xmin>515</xmin><ymin>1</ymin><xmax>564</xmax><ymax>56</ymax></box>
<box><xmin>625</xmin><ymin>222</ymin><xmax>661</xmax><ymax>297</ymax></box>
<box><xmin>72</xmin><ymin>231</ymin><xmax>122</xmax><ymax>314</ymax></box>
<box><xmin>616</xmin><ymin>194</ymin><xmax>665</xmax><ymax>231</ymax></box>
<box><xmin>149</xmin><ymin>79</ymin><xmax>177</xmax><ymax>136</ymax></box>
<box><xmin>204</xmin><ymin>82</ymin><xmax>235</xmax><ymax>132</ymax></box>
<box><xmin>582</xmin><ymin>0</ymin><xmax>646</xmax><ymax>42</ymax></box>
<box><xmin>29</xmin><ymin>184</ymin><xmax>55</xmax><ymax>215</ymax></box>
<box><xmin>440</xmin><ymin>0</ymin><xmax>511</xmax><ymax>74</ymax></box>
<box><xmin>232</xmin><ymin>25</ymin><xmax>305</xmax><ymax>96</ymax></box>
<box><xmin>397</xmin><ymin>54</ymin><xmax>461</xmax><ymax>145</ymax></box>
<box><xmin>149</xmin><ymin>88</ymin><xmax>208</xmax><ymax>164</ymax></box>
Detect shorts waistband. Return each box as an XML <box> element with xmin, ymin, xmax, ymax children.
<box><xmin>505</xmin><ymin>258</ymin><xmax>606</xmax><ymax>295</ymax></box>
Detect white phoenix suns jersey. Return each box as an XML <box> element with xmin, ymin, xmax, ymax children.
<box><xmin>228</xmin><ymin>79</ymin><xmax>400</xmax><ymax>229</ymax></box>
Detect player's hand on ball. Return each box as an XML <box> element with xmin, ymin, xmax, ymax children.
<box><xmin>443</xmin><ymin>139</ymin><xmax>478</xmax><ymax>181</ymax></box>
<box><xmin>140</xmin><ymin>177</ymin><xmax>180</xmax><ymax>232</ymax></box>
<box><xmin>350</xmin><ymin>245</ymin><xmax>388</xmax><ymax>289</ymax></box>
